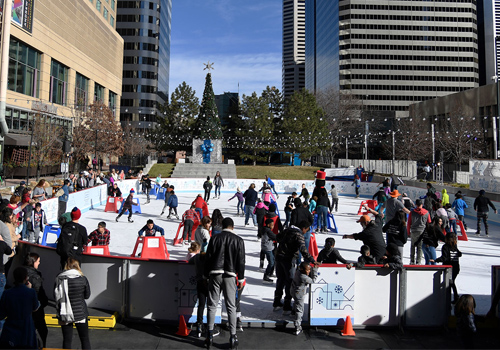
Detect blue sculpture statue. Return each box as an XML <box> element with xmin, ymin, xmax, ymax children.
<box><xmin>200</xmin><ymin>140</ymin><xmax>214</xmax><ymax>164</ymax></box>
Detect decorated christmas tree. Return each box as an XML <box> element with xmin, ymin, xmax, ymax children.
<box><xmin>196</xmin><ymin>70</ymin><xmax>222</xmax><ymax>139</ymax></box>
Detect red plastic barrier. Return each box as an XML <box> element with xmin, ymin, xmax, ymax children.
<box><xmin>457</xmin><ymin>221</ymin><xmax>469</xmax><ymax>241</ymax></box>
<box><xmin>84</xmin><ymin>245</ymin><xmax>110</xmax><ymax>256</ymax></box>
<box><xmin>173</xmin><ymin>222</ymin><xmax>200</xmax><ymax>246</ymax></box>
<box><xmin>104</xmin><ymin>196</ymin><xmax>122</xmax><ymax>213</ymax></box>
<box><xmin>309</xmin><ymin>232</ymin><xmax>319</xmax><ymax>261</ymax></box>
<box><xmin>131</xmin><ymin>236</ymin><xmax>170</xmax><ymax>259</ymax></box>
<box><xmin>357</xmin><ymin>200</ymin><xmax>378</xmax><ymax>215</ymax></box>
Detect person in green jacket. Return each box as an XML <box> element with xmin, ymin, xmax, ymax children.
<box><xmin>441</xmin><ymin>189</ymin><xmax>449</xmax><ymax>206</ymax></box>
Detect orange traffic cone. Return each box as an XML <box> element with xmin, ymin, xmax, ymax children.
<box><xmin>341</xmin><ymin>315</ymin><xmax>355</xmax><ymax>336</ymax></box>
<box><xmin>176</xmin><ymin>315</ymin><xmax>191</xmax><ymax>336</ymax></box>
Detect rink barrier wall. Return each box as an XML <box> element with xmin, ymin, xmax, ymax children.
<box><xmin>41</xmin><ymin>177</ymin><xmax>500</xmax><ymax>230</ymax></box>
<box><xmin>10</xmin><ymin>241</ymin><xmax>450</xmax><ymax>328</ymax></box>
<box><xmin>492</xmin><ymin>265</ymin><xmax>500</xmax><ymax>317</ymax></box>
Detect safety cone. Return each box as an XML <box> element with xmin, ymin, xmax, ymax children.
<box><xmin>341</xmin><ymin>315</ymin><xmax>355</xmax><ymax>336</ymax></box>
<box><xmin>176</xmin><ymin>315</ymin><xmax>191</xmax><ymax>336</ymax></box>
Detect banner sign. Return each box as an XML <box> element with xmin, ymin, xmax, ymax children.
<box><xmin>0</xmin><ymin>0</ymin><xmax>35</xmax><ymax>33</ymax></box>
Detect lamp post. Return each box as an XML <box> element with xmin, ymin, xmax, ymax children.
<box><xmin>26</xmin><ymin>119</ymin><xmax>35</xmax><ymax>185</ymax></box>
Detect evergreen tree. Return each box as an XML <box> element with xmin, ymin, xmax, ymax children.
<box><xmin>282</xmin><ymin>89</ymin><xmax>328</xmax><ymax>164</ymax></box>
<box><xmin>235</xmin><ymin>92</ymin><xmax>274</xmax><ymax>165</ymax></box>
<box><xmin>150</xmin><ymin>82</ymin><xmax>199</xmax><ymax>154</ymax></box>
<box><xmin>196</xmin><ymin>73</ymin><xmax>222</xmax><ymax>139</ymax></box>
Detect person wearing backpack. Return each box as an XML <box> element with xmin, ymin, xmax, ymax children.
<box><xmin>56</xmin><ymin>207</ymin><xmax>88</xmax><ymax>270</ymax></box>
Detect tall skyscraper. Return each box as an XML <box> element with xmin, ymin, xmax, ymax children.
<box><xmin>305</xmin><ymin>0</ymin><xmax>479</xmax><ymax>118</ymax></box>
<box><xmin>479</xmin><ymin>0</ymin><xmax>498</xmax><ymax>86</ymax></box>
<box><xmin>283</xmin><ymin>0</ymin><xmax>306</xmax><ymax>100</ymax></box>
<box><xmin>116</xmin><ymin>0</ymin><xmax>172</xmax><ymax>129</ymax></box>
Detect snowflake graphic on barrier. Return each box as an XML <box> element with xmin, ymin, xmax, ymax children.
<box><xmin>316</xmin><ymin>297</ymin><xmax>324</xmax><ymax>304</ymax></box>
<box><xmin>335</xmin><ymin>285</ymin><xmax>343</xmax><ymax>294</ymax></box>
<box><xmin>189</xmin><ymin>275</ymin><xmax>197</xmax><ymax>286</ymax></box>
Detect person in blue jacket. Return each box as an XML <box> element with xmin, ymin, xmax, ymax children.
<box><xmin>58</xmin><ymin>179</ymin><xmax>70</xmax><ymax>219</ymax></box>
<box><xmin>265</xmin><ymin>175</ymin><xmax>279</xmax><ymax>198</ymax></box>
<box><xmin>166</xmin><ymin>190</ymin><xmax>179</xmax><ymax>219</ymax></box>
<box><xmin>138</xmin><ymin>219</ymin><xmax>165</xmax><ymax>236</ymax></box>
<box><xmin>452</xmin><ymin>193</ymin><xmax>469</xmax><ymax>230</ymax></box>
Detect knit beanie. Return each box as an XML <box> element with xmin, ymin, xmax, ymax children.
<box><xmin>71</xmin><ymin>207</ymin><xmax>81</xmax><ymax>220</ymax></box>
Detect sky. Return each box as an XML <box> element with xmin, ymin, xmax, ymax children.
<box><xmin>169</xmin><ymin>0</ymin><xmax>282</xmax><ymax>101</ymax></box>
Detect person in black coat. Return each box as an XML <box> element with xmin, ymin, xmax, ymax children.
<box><xmin>243</xmin><ymin>183</ymin><xmax>258</xmax><ymax>226</ymax></box>
<box><xmin>342</xmin><ymin>205</ymin><xmax>386</xmax><ymax>263</ymax></box>
<box><xmin>416</xmin><ymin>216</ymin><xmax>446</xmax><ymax>265</ymax></box>
<box><xmin>382</xmin><ymin>210</ymin><xmax>407</xmax><ymax>258</ymax></box>
<box><xmin>473</xmin><ymin>189</ymin><xmax>497</xmax><ymax>236</ymax></box>
<box><xmin>55</xmin><ymin>258</ymin><xmax>91</xmax><ymax>350</ymax></box>
<box><xmin>290</xmin><ymin>198</ymin><xmax>313</xmax><ymax>228</ymax></box>
<box><xmin>24</xmin><ymin>252</ymin><xmax>48</xmax><ymax>348</ymax></box>
<box><xmin>317</xmin><ymin>238</ymin><xmax>348</xmax><ymax>264</ymax></box>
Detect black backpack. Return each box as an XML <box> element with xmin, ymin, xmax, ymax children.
<box><xmin>56</xmin><ymin>223</ymin><xmax>79</xmax><ymax>257</ymax></box>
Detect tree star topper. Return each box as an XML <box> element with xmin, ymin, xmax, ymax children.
<box><xmin>203</xmin><ymin>61</ymin><xmax>215</xmax><ymax>72</ymax></box>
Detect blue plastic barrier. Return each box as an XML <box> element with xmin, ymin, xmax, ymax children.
<box><xmin>312</xmin><ymin>213</ymin><xmax>338</xmax><ymax>233</ymax></box>
<box><xmin>156</xmin><ymin>187</ymin><xmax>166</xmax><ymax>200</ymax></box>
<box><xmin>119</xmin><ymin>197</ymin><xmax>142</xmax><ymax>214</ymax></box>
<box><xmin>149</xmin><ymin>184</ymin><xmax>159</xmax><ymax>196</ymax></box>
<box><xmin>41</xmin><ymin>224</ymin><xmax>61</xmax><ymax>247</ymax></box>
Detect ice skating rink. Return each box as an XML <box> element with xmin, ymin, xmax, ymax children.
<box><xmin>77</xmin><ymin>190</ymin><xmax>499</xmax><ymax>319</ymax></box>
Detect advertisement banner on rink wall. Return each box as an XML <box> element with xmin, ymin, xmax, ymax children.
<box><xmin>469</xmin><ymin>159</ymin><xmax>500</xmax><ymax>194</ymax></box>
<box><xmin>0</xmin><ymin>0</ymin><xmax>35</xmax><ymax>33</ymax></box>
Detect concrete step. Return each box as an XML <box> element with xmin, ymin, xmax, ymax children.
<box><xmin>171</xmin><ymin>163</ymin><xmax>237</xmax><ymax>179</ymax></box>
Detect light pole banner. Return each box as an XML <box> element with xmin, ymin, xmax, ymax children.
<box><xmin>0</xmin><ymin>0</ymin><xmax>35</xmax><ymax>33</ymax></box>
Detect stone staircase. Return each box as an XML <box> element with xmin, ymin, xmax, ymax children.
<box><xmin>171</xmin><ymin>163</ymin><xmax>237</xmax><ymax>179</ymax></box>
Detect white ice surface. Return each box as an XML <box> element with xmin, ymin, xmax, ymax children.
<box><xmin>77</xmin><ymin>190</ymin><xmax>499</xmax><ymax>318</ymax></box>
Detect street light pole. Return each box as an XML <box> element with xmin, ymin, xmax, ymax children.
<box><xmin>392</xmin><ymin>130</ymin><xmax>395</xmax><ymax>174</ymax></box>
<box><xmin>26</xmin><ymin>121</ymin><xmax>34</xmax><ymax>185</ymax></box>
<box><xmin>431</xmin><ymin>123</ymin><xmax>435</xmax><ymax>181</ymax></box>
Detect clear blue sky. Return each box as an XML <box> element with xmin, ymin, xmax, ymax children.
<box><xmin>169</xmin><ymin>0</ymin><xmax>282</xmax><ymax>100</ymax></box>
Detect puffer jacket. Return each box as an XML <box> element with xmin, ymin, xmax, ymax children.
<box><xmin>205</xmin><ymin>229</ymin><xmax>246</xmax><ymax>281</ymax></box>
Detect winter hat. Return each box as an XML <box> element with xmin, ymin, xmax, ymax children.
<box><xmin>71</xmin><ymin>207</ymin><xmax>81</xmax><ymax>220</ymax></box>
<box><xmin>315</xmin><ymin>170</ymin><xmax>326</xmax><ymax>180</ymax></box>
<box><xmin>356</xmin><ymin>215</ymin><xmax>371</xmax><ymax>224</ymax></box>
<box><xmin>130</xmin><ymin>189</ymin><xmax>135</xmax><ymax>193</ymax></box>
<box><xmin>19</xmin><ymin>181</ymin><xmax>26</xmax><ymax>185</ymax></box>
<box><xmin>389</xmin><ymin>190</ymin><xmax>401</xmax><ymax>198</ymax></box>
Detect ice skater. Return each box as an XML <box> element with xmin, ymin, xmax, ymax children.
<box><xmin>116</xmin><ymin>189</ymin><xmax>135</xmax><ymax>223</ymax></box>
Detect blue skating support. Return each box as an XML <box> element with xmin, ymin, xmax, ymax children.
<box><xmin>156</xmin><ymin>187</ymin><xmax>166</xmax><ymax>200</ymax></box>
<box><xmin>327</xmin><ymin>213</ymin><xmax>338</xmax><ymax>233</ymax></box>
<box><xmin>41</xmin><ymin>224</ymin><xmax>61</xmax><ymax>246</ymax></box>
<box><xmin>119</xmin><ymin>198</ymin><xmax>142</xmax><ymax>214</ymax></box>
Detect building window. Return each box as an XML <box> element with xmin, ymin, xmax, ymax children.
<box><xmin>75</xmin><ymin>73</ymin><xmax>89</xmax><ymax>111</ymax></box>
<box><xmin>110</xmin><ymin>15</ymin><xmax>114</xmax><ymax>26</ymax></box>
<box><xmin>103</xmin><ymin>7</ymin><xmax>108</xmax><ymax>19</ymax></box>
<box><xmin>50</xmin><ymin>60</ymin><xmax>68</xmax><ymax>106</ymax></box>
<box><xmin>109</xmin><ymin>91</ymin><xmax>117</xmax><ymax>116</ymax></box>
<box><xmin>96</xmin><ymin>0</ymin><xmax>101</xmax><ymax>11</ymax></box>
<box><xmin>7</xmin><ymin>38</ymin><xmax>40</xmax><ymax>98</ymax></box>
<box><xmin>111</xmin><ymin>0</ymin><xmax>115</xmax><ymax>10</ymax></box>
<box><xmin>89</xmin><ymin>0</ymin><xmax>93</xmax><ymax>3</ymax></box>
<box><xmin>95</xmin><ymin>83</ymin><xmax>105</xmax><ymax>102</ymax></box>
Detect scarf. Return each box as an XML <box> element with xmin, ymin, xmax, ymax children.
<box><xmin>54</xmin><ymin>269</ymin><xmax>82</xmax><ymax>323</ymax></box>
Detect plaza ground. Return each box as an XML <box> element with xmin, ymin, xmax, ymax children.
<box><xmin>37</xmin><ymin>187</ymin><xmax>500</xmax><ymax>349</ymax></box>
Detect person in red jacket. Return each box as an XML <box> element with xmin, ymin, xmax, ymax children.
<box><xmin>192</xmin><ymin>194</ymin><xmax>209</xmax><ymax>219</ymax></box>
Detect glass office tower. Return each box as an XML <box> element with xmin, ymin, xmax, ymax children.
<box><xmin>305</xmin><ymin>0</ymin><xmax>479</xmax><ymax>117</ymax></box>
<box><xmin>116</xmin><ymin>0</ymin><xmax>172</xmax><ymax>128</ymax></box>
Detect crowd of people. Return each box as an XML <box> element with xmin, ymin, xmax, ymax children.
<box><xmin>0</xmin><ymin>169</ymin><xmax>499</xmax><ymax>349</ymax></box>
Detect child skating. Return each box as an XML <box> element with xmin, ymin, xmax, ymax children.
<box><xmin>291</xmin><ymin>262</ymin><xmax>317</xmax><ymax>335</ymax></box>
